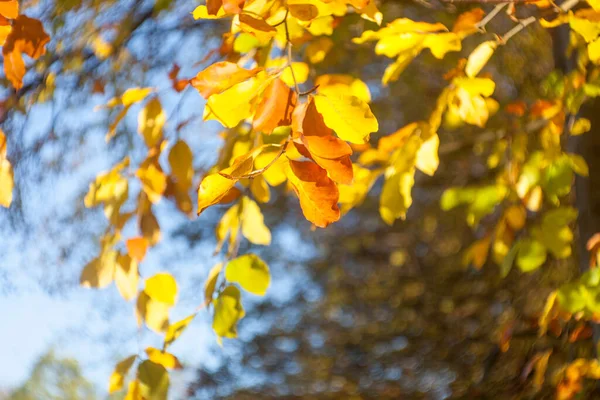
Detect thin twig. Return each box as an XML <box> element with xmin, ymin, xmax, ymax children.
<box><xmin>476</xmin><ymin>3</ymin><xmax>508</xmax><ymax>31</ymax></box>
<box><xmin>283</xmin><ymin>10</ymin><xmax>301</xmax><ymax>94</ymax></box>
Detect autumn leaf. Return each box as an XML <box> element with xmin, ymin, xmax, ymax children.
<box><xmin>126</xmin><ymin>237</ymin><xmax>149</xmax><ymax>262</ymax></box>
<box><xmin>164</xmin><ymin>314</ymin><xmax>195</xmax><ymax>348</ymax></box>
<box><xmin>253</xmin><ymin>78</ymin><xmax>297</xmax><ymax>134</ymax></box>
<box><xmin>115</xmin><ymin>253</ymin><xmax>139</xmax><ymax>301</ymax></box>
<box><xmin>145</xmin><ymin>347</ymin><xmax>182</xmax><ymax>370</ymax></box>
<box><xmin>191</xmin><ymin>61</ymin><xmax>262</xmax><ymax>99</ymax></box>
<box><xmin>0</xmin><ymin>0</ymin><xmax>18</xmax><ymax>19</ymax></box>
<box><xmin>213</xmin><ymin>285</ymin><xmax>245</xmax><ymax>339</ymax></box>
<box><xmin>0</xmin><ymin>129</ymin><xmax>12</xmax><ymax>208</ymax></box>
<box><xmin>137</xmin><ymin>360</ymin><xmax>169</xmax><ymax>400</ymax></box>
<box><xmin>285</xmin><ymin>160</ymin><xmax>340</xmax><ymax>228</ymax></box>
<box><xmin>138</xmin><ymin>97</ymin><xmax>166</xmax><ymax>148</ymax></box>
<box><xmin>108</xmin><ymin>355</ymin><xmax>137</xmax><ymax>394</ymax></box>
<box><xmin>313</xmin><ymin>93</ymin><xmax>378</xmax><ymax>144</ymax></box>
<box><xmin>168</xmin><ymin>140</ymin><xmax>194</xmax><ymax>190</ymax></box>
<box><xmin>3</xmin><ymin>15</ymin><xmax>50</xmax><ymax>90</ymax></box>
<box><xmin>225</xmin><ymin>253</ymin><xmax>271</xmax><ymax>296</ymax></box>
<box><xmin>144</xmin><ymin>272</ymin><xmax>178</xmax><ymax>306</ymax></box>
<box><xmin>136</xmin><ymin>292</ymin><xmax>170</xmax><ymax>333</ymax></box>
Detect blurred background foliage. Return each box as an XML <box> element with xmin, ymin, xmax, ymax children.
<box><xmin>0</xmin><ymin>0</ymin><xmax>594</xmax><ymax>399</ymax></box>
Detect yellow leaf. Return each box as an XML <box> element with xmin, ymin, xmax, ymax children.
<box><xmin>215</xmin><ymin>206</ymin><xmax>240</xmax><ymax>254</ymax></box>
<box><xmin>144</xmin><ymin>272</ymin><xmax>178</xmax><ymax>306</ymax></box>
<box><xmin>136</xmin><ymin>162</ymin><xmax>167</xmax><ymax>204</ymax></box>
<box><xmin>225</xmin><ymin>254</ymin><xmax>271</xmax><ymax>296</ymax></box>
<box><xmin>415</xmin><ymin>133</ymin><xmax>439</xmax><ymax>176</ymax></box>
<box><xmin>306</xmin><ymin>37</ymin><xmax>334</xmax><ymax>63</ymax></box>
<box><xmin>203</xmin><ymin>75</ymin><xmax>265</xmax><ymax>128</ymax></box>
<box><xmin>304</xmin><ymin>15</ymin><xmax>334</xmax><ymax>36</ymax></box>
<box><xmin>137</xmin><ymin>360</ymin><xmax>169</xmax><ymax>400</ymax></box>
<box><xmin>339</xmin><ymin>165</ymin><xmax>383</xmax><ymax>215</ymax></box>
<box><xmin>136</xmin><ymin>292</ymin><xmax>170</xmax><ymax>333</ymax></box>
<box><xmin>250</xmin><ymin>175</ymin><xmax>271</xmax><ymax>203</ymax></box>
<box><xmin>197</xmin><ymin>173</ymin><xmax>237</xmax><ymax>215</ymax></box>
<box><xmin>104</xmin><ymin>87</ymin><xmax>154</xmax><ymax>108</ymax></box>
<box><xmin>124</xmin><ymin>380</ymin><xmax>142</xmax><ymax>400</ymax></box>
<box><xmin>571</xmin><ymin>118</ymin><xmax>591</xmax><ymax>135</ymax></box>
<box><xmin>204</xmin><ymin>263</ymin><xmax>223</xmax><ymax>307</ymax></box>
<box><xmin>315</xmin><ymin>74</ymin><xmax>371</xmax><ymax>103</ymax></box>
<box><xmin>192</xmin><ymin>5</ymin><xmax>227</xmax><ymax>19</ymax></box>
<box><xmin>80</xmin><ymin>250</ymin><xmax>118</xmax><ymax>289</ymax></box>
<box><xmin>213</xmin><ymin>285</ymin><xmax>245</xmax><ymax>338</ymax></box>
<box><xmin>241</xmin><ymin>197</ymin><xmax>271</xmax><ymax>246</ymax></box>
<box><xmin>164</xmin><ymin>314</ymin><xmax>195</xmax><ymax>348</ymax></box>
<box><xmin>191</xmin><ymin>61</ymin><xmax>262</xmax><ymax>99</ymax></box>
<box><xmin>313</xmin><ymin>93</ymin><xmax>378</xmax><ymax>144</ymax></box>
<box><xmin>0</xmin><ymin>158</ymin><xmax>13</xmax><ymax>208</ymax></box>
<box><xmin>84</xmin><ymin>157</ymin><xmax>129</xmax><ymax>208</ymax></box>
<box><xmin>108</xmin><ymin>355</ymin><xmax>136</xmax><ymax>394</ymax></box>
<box><xmin>145</xmin><ymin>348</ymin><xmax>182</xmax><ymax>370</ymax></box>
<box><xmin>281</xmin><ymin>62</ymin><xmax>309</xmax><ymax>87</ymax></box>
<box><xmin>465</xmin><ymin>41</ymin><xmax>497</xmax><ymax>78</ymax></box>
<box><xmin>138</xmin><ymin>98</ymin><xmax>165</xmax><ymax>149</ymax></box>
<box><xmin>115</xmin><ymin>254</ymin><xmax>139</xmax><ymax>301</ymax></box>
<box><xmin>168</xmin><ymin>140</ymin><xmax>194</xmax><ymax>190</ymax></box>
<box><xmin>357</xmin><ymin>1</ymin><xmax>383</xmax><ymax>26</ymax></box>
<box><xmin>379</xmin><ymin>135</ymin><xmax>421</xmax><ymax>224</ymax></box>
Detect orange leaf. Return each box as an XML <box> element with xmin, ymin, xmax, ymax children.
<box><xmin>301</xmin><ymin>135</ymin><xmax>352</xmax><ymax>160</ymax></box>
<box><xmin>3</xmin><ymin>16</ymin><xmax>50</xmax><ymax>90</ymax></box>
<box><xmin>253</xmin><ymin>78</ymin><xmax>297</xmax><ymax>134</ymax></box>
<box><xmin>223</xmin><ymin>0</ymin><xmax>244</xmax><ymax>14</ymax></box>
<box><xmin>294</xmin><ymin>141</ymin><xmax>353</xmax><ymax>184</ymax></box>
<box><xmin>452</xmin><ymin>8</ymin><xmax>484</xmax><ymax>36</ymax></box>
<box><xmin>285</xmin><ymin>160</ymin><xmax>340</xmax><ymax>228</ymax></box>
<box><xmin>126</xmin><ymin>237</ymin><xmax>149</xmax><ymax>262</ymax></box>
<box><xmin>292</xmin><ymin>97</ymin><xmax>333</xmax><ymax>138</ymax></box>
<box><xmin>207</xmin><ymin>0</ymin><xmax>223</xmax><ymax>15</ymax></box>
<box><xmin>191</xmin><ymin>61</ymin><xmax>261</xmax><ymax>99</ymax></box>
<box><xmin>0</xmin><ymin>0</ymin><xmax>18</xmax><ymax>19</ymax></box>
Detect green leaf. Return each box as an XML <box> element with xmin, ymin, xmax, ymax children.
<box><xmin>213</xmin><ymin>285</ymin><xmax>245</xmax><ymax>339</ymax></box>
<box><xmin>225</xmin><ymin>254</ymin><xmax>270</xmax><ymax>296</ymax></box>
<box><xmin>516</xmin><ymin>238</ymin><xmax>547</xmax><ymax>272</ymax></box>
<box><xmin>137</xmin><ymin>360</ymin><xmax>169</xmax><ymax>400</ymax></box>
<box><xmin>500</xmin><ymin>242</ymin><xmax>520</xmax><ymax>278</ymax></box>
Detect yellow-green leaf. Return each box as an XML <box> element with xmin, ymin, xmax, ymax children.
<box><xmin>137</xmin><ymin>360</ymin><xmax>169</xmax><ymax>400</ymax></box>
<box><xmin>225</xmin><ymin>253</ymin><xmax>270</xmax><ymax>296</ymax></box>
<box><xmin>212</xmin><ymin>285</ymin><xmax>245</xmax><ymax>339</ymax></box>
